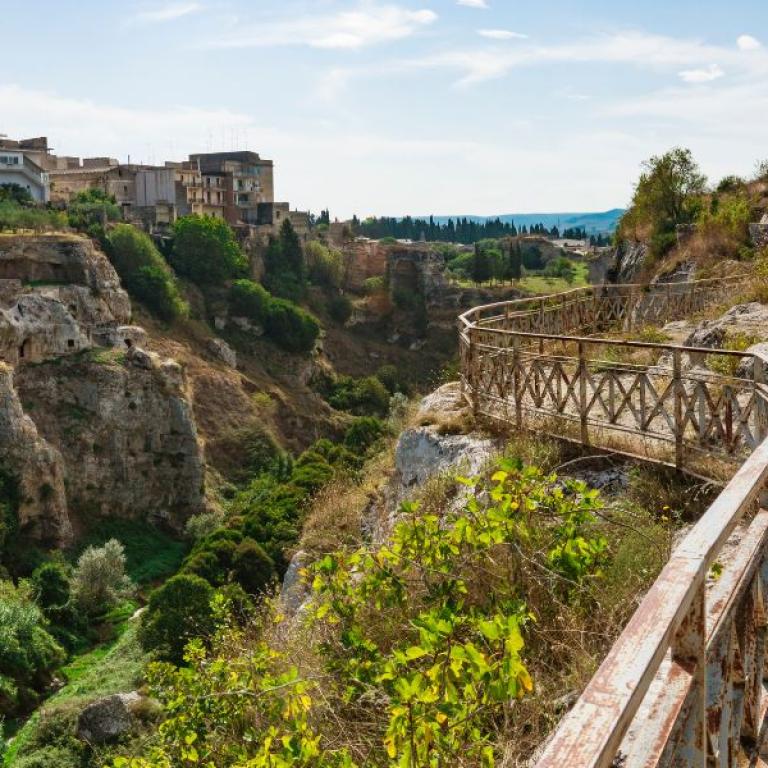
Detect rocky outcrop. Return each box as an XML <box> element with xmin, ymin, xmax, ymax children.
<box><xmin>0</xmin><ymin>235</ymin><xmax>131</xmax><ymax>366</ymax></box>
<box><xmin>0</xmin><ymin>363</ymin><xmax>70</xmax><ymax>544</ymax></box>
<box><xmin>16</xmin><ymin>348</ymin><xmax>205</xmax><ymax>531</ymax></box>
<box><xmin>76</xmin><ymin>692</ymin><xmax>143</xmax><ymax>744</ymax></box>
<box><xmin>612</xmin><ymin>240</ymin><xmax>648</xmax><ymax>283</ymax></box>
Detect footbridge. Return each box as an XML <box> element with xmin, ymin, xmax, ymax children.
<box><xmin>459</xmin><ymin>274</ymin><xmax>768</xmax><ymax>767</ymax></box>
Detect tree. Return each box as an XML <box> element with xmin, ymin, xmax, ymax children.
<box><xmin>139</xmin><ymin>573</ymin><xmax>216</xmax><ymax>665</ymax></box>
<box><xmin>106</xmin><ymin>224</ymin><xmax>187</xmax><ymax>321</ymax></box>
<box><xmin>263</xmin><ymin>298</ymin><xmax>320</xmax><ymax>354</ymax></box>
<box><xmin>171</xmin><ymin>215</ymin><xmax>246</xmax><ymax>286</ymax></box>
<box><xmin>232</xmin><ymin>538</ymin><xmax>274</xmax><ymax>595</ymax></box>
<box><xmin>509</xmin><ymin>240</ymin><xmax>523</xmax><ymax>281</ymax></box>
<box><xmin>470</xmin><ymin>243</ymin><xmax>492</xmax><ymax>284</ymax></box>
<box><xmin>264</xmin><ymin>219</ymin><xmax>307</xmax><ymax>300</ymax></box>
<box><xmin>67</xmin><ymin>188</ymin><xmax>120</xmax><ymax>238</ymax></box>
<box><xmin>0</xmin><ymin>183</ymin><xmax>34</xmax><ymax>206</ymax></box>
<box><xmin>619</xmin><ymin>148</ymin><xmax>707</xmax><ymax>253</ymax></box>
<box><xmin>70</xmin><ymin>539</ymin><xmax>134</xmax><ymax>616</ymax></box>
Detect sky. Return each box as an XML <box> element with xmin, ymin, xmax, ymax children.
<box><xmin>1</xmin><ymin>0</ymin><xmax>768</xmax><ymax>218</ymax></box>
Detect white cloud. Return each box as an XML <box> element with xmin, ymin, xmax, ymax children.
<box><xmin>457</xmin><ymin>0</ymin><xmax>488</xmax><ymax>7</ymax></box>
<box><xmin>403</xmin><ymin>30</ymin><xmax>768</xmax><ymax>86</ymax></box>
<box><xmin>477</xmin><ymin>29</ymin><xmax>527</xmax><ymax>40</ymax></box>
<box><xmin>678</xmin><ymin>63</ymin><xmax>724</xmax><ymax>83</ymax></box>
<box><xmin>737</xmin><ymin>34</ymin><xmax>762</xmax><ymax>51</ymax></box>
<box><xmin>211</xmin><ymin>4</ymin><xmax>438</xmax><ymax>50</ymax></box>
<box><xmin>133</xmin><ymin>2</ymin><xmax>203</xmax><ymax>24</ymax></box>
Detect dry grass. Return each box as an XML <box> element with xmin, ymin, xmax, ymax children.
<box><xmin>416</xmin><ymin>407</ymin><xmax>476</xmax><ymax>435</ymax></box>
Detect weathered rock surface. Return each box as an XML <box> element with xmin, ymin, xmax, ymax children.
<box><xmin>16</xmin><ymin>348</ymin><xmax>205</xmax><ymax>531</ymax></box>
<box><xmin>208</xmin><ymin>337</ymin><xmax>237</xmax><ymax>368</ymax></box>
<box><xmin>0</xmin><ymin>363</ymin><xmax>70</xmax><ymax>544</ymax></box>
<box><xmin>76</xmin><ymin>692</ymin><xmax>142</xmax><ymax>744</ymax></box>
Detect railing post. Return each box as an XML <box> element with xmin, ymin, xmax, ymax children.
<box><xmin>579</xmin><ymin>341</ymin><xmax>589</xmax><ymax>445</ymax></box>
<box><xmin>468</xmin><ymin>326</ymin><xmax>479</xmax><ymax>420</ymax></box>
<box><xmin>512</xmin><ymin>334</ymin><xmax>522</xmax><ymax>429</ymax></box>
<box><xmin>674</xmin><ymin>348</ymin><xmax>684</xmax><ymax>470</ymax></box>
<box><xmin>671</xmin><ymin>582</ymin><xmax>707</xmax><ymax>768</ymax></box>
<box><xmin>754</xmin><ymin>355</ymin><xmax>767</xmax><ymax>444</ymax></box>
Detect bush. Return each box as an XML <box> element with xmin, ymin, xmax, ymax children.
<box><xmin>362</xmin><ymin>276</ymin><xmax>386</xmax><ymax>295</ymax></box>
<box><xmin>30</xmin><ymin>560</ymin><xmax>71</xmax><ymax>612</ymax></box>
<box><xmin>229</xmin><ymin>279</ymin><xmax>271</xmax><ymax>323</ymax></box>
<box><xmin>0</xmin><ymin>580</ymin><xmax>65</xmax><ymax>716</ymax></box>
<box><xmin>0</xmin><ymin>202</ymin><xmax>66</xmax><ymax>234</ymax></box>
<box><xmin>232</xmin><ymin>538</ymin><xmax>274</xmax><ymax>595</ymax></box>
<box><xmin>326</xmin><ymin>292</ymin><xmax>353</xmax><ymax>324</ymax></box>
<box><xmin>263</xmin><ymin>298</ymin><xmax>320</xmax><ymax>354</ymax></box>
<box><xmin>139</xmin><ymin>573</ymin><xmax>216</xmax><ymax>665</ymax></box>
<box><xmin>67</xmin><ymin>188</ymin><xmax>120</xmax><ymax>237</ymax></box>
<box><xmin>264</xmin><ymin>220</ymin><xmax>307</xmax><ymax>301</ymax></box>
<box><xmin>70</xmin><ymin>539</ymin><xmax>134</xmax><ymax>616</ymax></box>
<box><xmin>106</xmin><ymin>224</ymin><xmax>187</xmax><ymax>321</ymax></box>
<box><xmin>323</xmin><ymin>374</ymin><xmax>390</xmax><ymax>417</ymax></box>
<box><xmin>171</xmin><ymin>215</ymin><xmax>247</xmax><ymax>286</ymax></box>
<box><xmin>306</xmin><ymin>240</ymin><xmax>344</xmax><ymax>289</ymax></box>
<box><xmin>343</xmin><ymin>417</ymin><xmax>386</xmax><ymax>452</ymax></box>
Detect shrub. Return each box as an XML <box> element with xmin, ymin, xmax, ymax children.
<box><xmin>324</xmin><ymin>374</ymin><xmax>390</xmax><ymax>417</ymax></box>
<box><xmin>326</xmin><ymin>292</ymin><xmax>353</xmax><ymax>324</ymax></box>
<box><xmin>106</xmin><ymin>224</ymin><xmax>187</xmax><ymax>321</ymax></box>
<box><xmin>30</xmin><ymin>560</ymin><xmax>71</xmax><ymax>612</ymax></box>
<box><xmin>70</xmin><ymin>539</ymin><xmax>134</xmax><ymax>616</ymax></box>
<box><xmin>263</xmin><ymin>297</ymin><xmax>320</xmax><ymax>354</ymax></box>
<box><xmin>139</xmin><ymin>573</ymin><xmax>216</xmax><ymax>665</ymax></box>
<box><xmin>343</xmin><ymin>416</ymin><xmax>386</xmax><ymax>452</ymax></box>
<box><xmin>264</xmin><ymin>219</ymin><xmax>306</xmax><ymax>301</ymax></box>
<box><xmin>362</xmin><ymin>276</ymin><xmax>386</xmax><ymax>295</ymax></box>
<box><xmin>306</xmin><ymin>240</ymin><xmax>344</xmax><ymax>289</ymax></box>
<box><xmin>67</xmin><ymin>188</ymin><xmax>120</xmax><ymax>237</ymax></box>
<box><xmin>0</xmin><ymin>580</ymin><xmax>65</xmax><ymax>716</ymax></box>
<box><xmin>229</xmin><ymin>279</ymin><xmax>270</xmax><ymax>323</ymax></box>
<box><xmin>171</xmin><ymin>215</ymin><xmax>247</xmax><ymax>286</ymax></box>
<box><xmin>232</xmin><ymin>538</ymin><xmax>274</xmax><ymax>595</ymax></box>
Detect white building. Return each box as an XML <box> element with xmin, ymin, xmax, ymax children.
<box><xmin>0</xmin><ymin>150</ymin><xmax>50</xmax><ymax>203</ymax></box>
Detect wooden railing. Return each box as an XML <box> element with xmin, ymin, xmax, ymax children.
<box><xmin>459</xmin><ymin>273</ymin><xmax>768</xmax><ymax>766</ymax></box>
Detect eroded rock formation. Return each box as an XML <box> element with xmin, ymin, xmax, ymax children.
<box><xmin>0</xmin><ymin>234</ymin><xmax>205</xmax><ymax>544</ymax></box>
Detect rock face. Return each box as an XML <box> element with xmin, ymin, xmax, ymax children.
<box><xmin>0</xmin><ymin>363</ymin><xmax>70</xmax><ymax>544</ymax></box>
<box><xmin>16</xmin><ymin>348</ymin><xmax>204</xmax><ymax>531</ymax></box>
<box><xmin>612</xmin><ymin>240</ymin><xmax>648</xmax><ymax>282</ymax></box>
<box><xmin>76</xmin><ymin>692</ymin><xmax>142</xmax><ymax>744</ymax></box>
<box><xmin>0</xmin><ymin>235</ymin><xmax>131</xmax><ymax>366</ymax></box>
<box><xmin>0</xmin><ymin>235</ymin><xmax>205</xmax><ymax>544</ymax></box>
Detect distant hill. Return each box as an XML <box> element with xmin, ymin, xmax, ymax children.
<box><xmin>429</xmin><ymin>209</ymin><xmax>624</xmax><ymax>235</ymax></box>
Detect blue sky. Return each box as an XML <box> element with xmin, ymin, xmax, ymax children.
<box><xmin>2</xmin><ymin>0</ymin><xmax>767</xmax><ymax>218</ymax></box>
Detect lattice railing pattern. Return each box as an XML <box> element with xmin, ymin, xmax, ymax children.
<box><xmin>457</xmin><ymin>272</ymin><xmax>768</xmax><ymax>767</ymax></box>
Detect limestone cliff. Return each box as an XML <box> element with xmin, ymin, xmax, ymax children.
<box><xmin>16</xmin><ymin>347</ymin><xmax>204</xmax><ymax>532</ymax></box>
<box><xmin>0</xmin><ymin>234</ymin><xmax>205</xmax><ymax>545</ymax></box>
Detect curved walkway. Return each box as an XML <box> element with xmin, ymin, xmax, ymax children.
<box><xmin>459</xmin><ymin>274</ymin><xmax>768</xmax><ymax>768</ymax></box>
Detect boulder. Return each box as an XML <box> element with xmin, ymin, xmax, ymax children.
<box><xmin>736</xmin><ymin>342</ymin><xmax>768</xmax><ymax>379</ymax></box>
<box><xmin>417</xmin><ymin>381</ymin><xmax>467</xmax><ymax>419</ymax></box>
<box><xmin>395</xmin><ymin>427</ymin><xmax>494</xmax><ymax>489</ymax></box>
<box><xmin>76</xmin><ymin>692</ymin><xmax>141</xmax><ymax>744</ymax></box>
<box><xmin>208</xmin><ymin>338</ymin><xmax>237</xmax><ymax>368</ymax></box>
<box><xmin>281</xmin><ymin>550</ymin><xmax>311</xmax><ymax>616</ymax></box>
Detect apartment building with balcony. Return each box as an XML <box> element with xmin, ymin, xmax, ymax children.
<box><xmin>188</xmin><ymin>151</ymin><xmax>274</xmax><ymax>226</ymax></box>
<box><xmin>0</xmin><ymin>136</ymin><xmax>52</xmax><ymax>202</ymax></box>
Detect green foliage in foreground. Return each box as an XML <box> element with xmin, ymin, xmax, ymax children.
<box><xmin>113</xmin><ymin>459</ymin><xmax>608</xmax><ymax>767</ymax></box>
<box><xmin>106</xmin><ymin>224</ymin><xmax>188</xmax><ymax>322</ymax></box>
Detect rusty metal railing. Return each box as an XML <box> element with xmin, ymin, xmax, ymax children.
<box><xmin>458</xmin><ymin>273</ymin><xmax>768</xmax><ymax>766</ymax></box>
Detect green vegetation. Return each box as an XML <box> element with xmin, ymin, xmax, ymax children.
<box><xmin>67</xmin><ymin>189</ymin><xmax>120</xmax><ymax>240</ymax></box>
<box><xmin>264</xmin><ymin>219</ymin><xmax>306</xmax><ymax>301</ymax></box>
<box><xmin>111</xmin><ymin>457</ymin><xmax>667</xmax><ymax>767</ymax></box>
<box><xmin>0</xmin><ymin>201</ymin><xmax>66</xmax><ymax>233</ymax></box>
<box><xmin>305</xmin><ymin>240</ymin><xmax>344</xmax><ymax>289</ymax></box>
<box><xmin>228</xmin><ymin>278</ymin><xmax>321</xmax><ymax>354</ymax></box>
<box><xmin>139</xmin><ymin>574</ymin><xmax>216</xmax><ymax>665</ymax></box>
<box><xmin>0</xmin><ymin>580</ymin><xmax>65</xmax><ymax>717</ymax></box>
<box><xmin>73</xmin><ymin>519</ymin><xmax>188</xmax><ymax>586</ymax></box>
<box><xmin>70</xmin><ymin>540</ymin><xmax>134</xmax><ymax>617</ymax></box>
<box><xmin>106</xmin><ymin>224</ymin><xmax>187</xmax><ymax>322</ymax></box>
<box><xmin>170</xmin><ymin>215</ymin><xmax>247</xmax><ymax>286</ymax></box>
<box><xmin>313</xmin><ymin>369</ymin><xmax>391</xmax><ymax>417</ymax></box>
<box><xmin>617</xmin><ymin>147</ymin><xmax>707</xmax><ymax>262</ymax></box>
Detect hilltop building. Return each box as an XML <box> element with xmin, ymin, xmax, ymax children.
<box><xmin>0</xmin><ymin>136</ymin><xmax>310</xmax><ymax>241</ymax></box>
<box><xmin>0</xmin><ymin>136</ymin><xmax>51</xmax><ymax>202</ymax></box>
